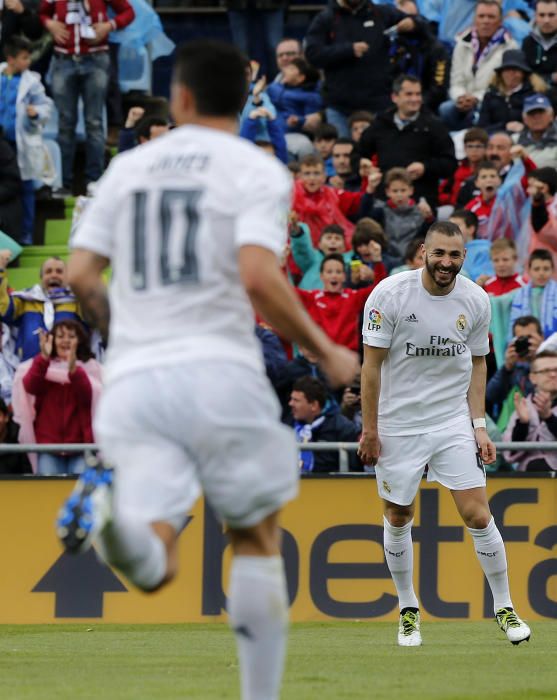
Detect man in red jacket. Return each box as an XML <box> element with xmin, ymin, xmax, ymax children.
<box><xmin>39</xmin><ymin>0</ymin><xmax>135</xmax><ymax>193</ymax></box>
<box><xmin>296</xmin><ymin>252</ymin><xmax>385</xmax><ymax>352</ymax></box>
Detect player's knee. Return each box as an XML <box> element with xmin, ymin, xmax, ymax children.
<box><xmin>463</xmin><ymin>510</ymin><xmax>491</xmax><ymax>530</ymax></box>
<box><xmin>384</xmin><ymin>504</ymin><xmax>413</xmax><ymax>528</ymax></box>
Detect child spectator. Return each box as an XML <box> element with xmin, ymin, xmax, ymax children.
<box><xmin>449</xmin><ymin>208</ymin><xmax>494</xmax><ymax>282</ymax></box>
<box><xmin>292</xmin><ymin>154</ymin><xmax>374</xmax><ymax>246</ymax></box>
<box><xmin>390</xmin><ymin>237</ymin><xmax>425</xmax><ymax>275</ymax></box>
<box><xmin>314</xmin><ymin>124</ymin><xmax>338</xmax><ymax>178</ymax></box>
<box><xmin>348</xmin><ymin>110</ymin><xmax>373</xmax><ymax>144</ymax></box>
<box><xmin>465</xmin><ymin>160</ymin><xmax>502</xmax><ymax>238</ymax></box>
<box><xmin>481</xmin><ymin>239</ymin><xmax>527</xmax><ymax>295</ymax></box>
<box><xmin>527</xmin><ymin>166</ymin><xmax>557</xmax><ymax>275</ymax></box>
<box><xmin>348</xmin><ymin>218</ymin><xmax>392</xmax><ymax>287</ymax></box>
<box><xmin>368</xmin><ymin>167</ymin><xmax>433</xmax><ymax>265</ymax></box>
<box><xmin>0</xmin><ymin>36</ymin><xmax>52</xmax><ymax>245</ymax></box>
<box><xmin>290</xmin><ymin>220</ymin><xmax>352</xmax><ymax>290</ymax></box>
<box><xmin>295</xmin><ymin>253</ymin><xmax>377</xmax><ymax>352</ymax></box>
<box><xmin>439</xmin><ymin>128</ymin><xmax>488</xmax><ymax>207</ymax></box>
<box><xmin>509</xmin><ymin>249</ymin><xmax>557</xmax><ymax>339</ymax></box>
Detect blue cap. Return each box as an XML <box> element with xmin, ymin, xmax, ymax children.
<box><xmin>523</xmin><ymin>94</ymin><xmax>552</xmax><ymax>113</ymax></box>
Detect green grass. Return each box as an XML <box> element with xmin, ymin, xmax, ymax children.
<box><xmin>0</xmin><ymin>622</ymin><xmax>554</xmax><ymax>699</ymax></box>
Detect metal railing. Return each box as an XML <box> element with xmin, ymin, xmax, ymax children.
<box><xmin>0</xmin><ymin>442</ymin><xmax>556</xmax><ymax>476</ymax></box>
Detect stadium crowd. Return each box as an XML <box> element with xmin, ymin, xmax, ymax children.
<box><xmin>1</xmin><ymin>0</ymin><xmax>557</xmax><ymax>475</ymax></box>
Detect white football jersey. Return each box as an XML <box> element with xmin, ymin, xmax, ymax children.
<box><xmin>362</xmin><ymin>269</ymin><xmax>491</xmax><ymax>436</ymax></box>
<box><xmin>71</xmin><ymin>125</ymin><xmax>291</xmax><ymax>383</ymax></box>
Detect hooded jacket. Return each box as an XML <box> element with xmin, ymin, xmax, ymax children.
<box><xmin>522</xmin><ymin>26</ymin><xmax>557</xmax><ymax>86</ymax></box>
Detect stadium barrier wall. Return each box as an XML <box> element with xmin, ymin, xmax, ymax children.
<box><xmin>0</xmin><ymin>475</ymin><xmax>555</xmax><ymax>623</ymax></box>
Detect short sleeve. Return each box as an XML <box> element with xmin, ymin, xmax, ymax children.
<box><xmin>362</xmin><ymin>284</ymin><xmax>394</xmax><ymax>348</ymax></box>
<box><xmin>234</xmin><ymin>160</ymin><xmax>292</xmax><ymax>257</ymax></box>
<box><xmin>70</xmin><ymin>156</ymin><xmax>125</xmax><ymax>258</ymax></box>
<box><xmin>467</xmin><ymin>294</ymin><xmax>491</xmax><ymax>356</ymax></box>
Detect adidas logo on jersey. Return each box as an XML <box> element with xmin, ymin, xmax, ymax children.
<box><xmin>404</xmin><ymin>313</ymin><xmax>418</xmax><ymax>323</ymax></box>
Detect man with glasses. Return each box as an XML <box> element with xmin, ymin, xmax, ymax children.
<box><xmin>503</xmin><ymin>350</ymin><xmax>557</xmax><ymax>471</ymax></box>
<box><xmin>274</xmin><ymin>38</ymin><xmax>302</xmax><ymax>82</ymax></box>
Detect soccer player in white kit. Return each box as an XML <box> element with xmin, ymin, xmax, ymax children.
<box><xmin>56</xmin><ymin>40</ymin><xmax>358</xmax><ymax>700</ymax></box>
<box><xmin>358</xmin><ymin>221</ymin><xmax>531</xmax><ymax>647</ymax></box>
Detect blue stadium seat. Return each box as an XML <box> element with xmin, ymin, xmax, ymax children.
<box><xmin>118</xmin><ymin>45</ymin><xmax>152</xmax><ymax>93</ymax></box>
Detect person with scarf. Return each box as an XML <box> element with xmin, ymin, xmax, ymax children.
<box><xmin>509</xmin><ymin>248</ymin><xmax>557</xmax><ymax>340</ymax></box>
<box><xmin>287</xmin><ymin>375</ymin><xmax>361</xmax><ymax>473</ymax></box>
<box><xmin>12</xmin><ymin>319</ymin><xmax>102</xmax><ymax>474</ymax></box>
<box><xmin>439</xmin><ymin>1</ymin><xmax>517</xmax><ymax>131</ymax></box>
<box><xmin>0</xmin><ymin>255</ymin><xmax>82</xmax><ymax>361</ymax></box>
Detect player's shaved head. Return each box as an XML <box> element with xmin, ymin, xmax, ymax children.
<box><xmin>172</xmin><ymin>40</ymin><xmax>248</xmax><ymax>118</ymax></box>
<box><xmin>424</xmin><ymin>221</ymin><xmax>465</xmax><ymax>246</ymax></box>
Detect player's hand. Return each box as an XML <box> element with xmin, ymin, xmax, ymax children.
<box><xmin>533</xmin><ymin>389</ymin><xmax>552</xmax><ymax>419</ymax></box>
<box><xmin>46</xmin><ymin>19</ymin><xmax>70</xmax><ymax>44</ymax></box>
<box><xmin>125</xmin><ymin>106</ymin><xmax>145</xmax><ymax>128</ymax></box>
<box><xmin>513</xmin><ymin>392</ymin><xmax>530</xmax><ymax>423</ymax></box>
<box><xmin>39</xmin><ymin>330</ymin><xmax>53</xmax><ymax>359</ymax></box>
<box><xmin>318</xmin><ymin>344</ymin><xmax>360</xmax><ymax>389</ymax></box>
<box><xmin>358</xmin><ymin>431</ymin><xmax>381</xmax><ymax>465</ymax></box>
<box><xmin>475</xmin><ymin>427</ymin><xmax>496</xmax><ymax>464</ymax></box>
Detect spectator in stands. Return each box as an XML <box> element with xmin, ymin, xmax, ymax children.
<box><xmin>366</xmin><ymin>167</ymin><xmax>432</xmax><ymax>265</ymax></box>
<box><xmin>503</xmin><ymin>349</ymin><xmax>557</xmax><ymax>471</ymax></box>
<box><xmin>480</xmin><ymin>238</ymin><xmax>528</xmax><ymax>294</ymax></box>
<box><xmin>528</xmin><ymin>166</ymin><xmax>557</xmax><ymax>273</ymax></box>
<box><xmin>314</xmin><ymin>124</ymin><xmax>338</xmax><ymax>178</ymax></box>
<box><xmin>274</xmin><ymin>37</ymin><xmax>303</xmax><ymax>83</ymax></box>
<box><xmin>292</xmin><ymin>153</ymin><xmax>374</xmax><ymax>246</ymax></box>
<box><xmin>348</xmin><ymin>111</ymin><xmax>373</xmax><ymax>144</ymax></box>
<box><xmin>522</xmin><ymin>0</ymin><xmax>557</xmax><ymax>89</ymax></box>
<box><xmin>274</xmin><ymin>346</ymin><xmax>334</xmax><ymax>419</ymax></box>
<box><xmin>388</xmin><ymin>0</ymin><xmax>450</xmax><ymax>112</ymax></box>
<box><xmin>0</xmin><ymin>397</ymin><xmax>31</xmax><ymax>474</ymax></box>
<box><xmin>0</xmin><ymin>254</ymin><xmax>82</xmax><ymax>361</ymax></box>
<box><xmin>304</xmin><ymin>0</ymin><xmax>424</xmax><ymax>137</ymax></box>
<box><xmin>449</xmin><ymin>208</ymin><xmax>494</xmax><ymax>282</ymax></box>
<box><xmin>440</xmin><ymin>0</ymin><xmax>517</xmax><ymax>131</ymax></box>
<box><xmin>510</xmin><ymin>249</ymin><xmax>557</xmax><ymax>339</ymax></box>
<box><xmin>287</xmin><ymin>375</ymin><xmax>361</xmax><ymax>473</ymax></box>
<box><xmin>118</xmin><ymin>106</ymin><xmax>169</xmax><ymax>153</ymax></box>
<box><xmin>487</xmin><ymin>315</ymin><xmax>543</xmax><ymax>419</ymax></box>
<box><xmin>359</xmin><ymin>74</ymin><xmax>457</xmax><ymax>209</ymax></box>
<box><xmin>39</xmin><ymin>0</ymin><xmax>135</xmax><ymax>194</ymax></box>
<box><xmin>295</xmin><ymin>253</ymin><xmax>379</xmax><ymax>352</ymax></box>
<box><xmin>348</xmin><ymin>217</ymin><xmax>393</xmax><ymax>285</ymax></box>
<box><xmin>240</xmin><ymin>106</ymin><xmax>288</xmax><ymax>164</ymax></box>
<box><xmin>0</xmin><ymin>36</ymin><xmax>53</xmax><ymax>245</ymax></box>
<box><xmin>13</xmin><ymin>319</ymin><xmax>101</xmax><ymax>475</ymax></box>
<box><xmin>267</xmin><ymin>57</ymin><xmax>323</xmax><ymax>158</ymax></box>
<box><xmin>340</xmin><ymin>378</ymin><xmax>362</xmax><ymax>431</ymax></box>
<box><xmin>465</xmin><ymin>160</ymin><xmax>502</xmax><ymax>237</ymax></box>
<box><xmin>516</xmin><ymin>93</ymin><xmax>557</xmax><ymax>167</ymax></box>
<box><xmin>255</xmin><ymin>323</ymin><xmax>287</xmax><ymax>386</ymax></box>
<box><xmin>290</xmin><ymin>219</ymin><xmax>354</xmax><ymax>290</ymax></box>
<box><xmin>329</xmin><ymin>138</ymin><xmax>364</xmax><ymax>191</ymax></box>
<box><xmin>439</xmin><ymin>127</ymin><xmax>488</xmax><ymax>207</ymax></box>
<box><xmin>389</xmin><ymin>236</ymin><xmax>425</xmax><ymax>275</ymax></box>
<box><xmin>478</xmin><ymin>49</ymin><xmax>546</xmax><ymax>133</ymax></box>
<box><xmin>0</xmin><ymin>320</ymin><xmax>19</xmax><ymax>404</ymax></box>
<box><xmin>0</xmin><ymin>0</ymin><xmax>42</xmax><ymax>60</ymax></box>
<box><xmin>0</xmin><ymin>130</ymin><xmax>22</xmax><ymax>242</ymax></box>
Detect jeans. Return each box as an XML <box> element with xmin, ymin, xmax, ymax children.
<box><xmin>50</xmin><ymin>52</ymin><xmax>110</xmax><ymax>188</ymax></box>
<box><xmin>438</xmin><ymin>99</ymin><xmax>478</xmax><ymax>131</ymax></box>
<box><xmin>228</xmin><ymin>9</ymin><xmax>284</xmax><ymax>76</ymax></box>
<box><xmin>325</xmin><ymin>107</ymin><xmax>351</xmax><ymax>138</ymax></box>
<box><xmin>37</xmin><ymin>453</ymin><xmax>87</xmax><ymax>476</ymax></box>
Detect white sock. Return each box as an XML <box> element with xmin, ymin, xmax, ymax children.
<box><xmin>468</xmin><ymin>517</ymin><xmax>513</xmax><ymax>612</ymax></box>
<box><xmin>228</xmin><ymin>555</ymin><xmax>288</xmax><ymax>700</ymax></box>
<box><xmin>95</xmin><ymin>512</ymin><xmax>167</xmax><ymax>591</ymax></box>
<box><xmin>383</xmin><ymin>516</ymin><xmax>419</xmax><ymax>611</ymax></box>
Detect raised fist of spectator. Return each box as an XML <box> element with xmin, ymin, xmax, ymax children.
<box><xmin>417</xmin><ymin>198</ymin><xmax>433</xmax><ymax>219</ymax></box>
<box><xmin>329</xmin><ymin>175</ymin><xmax>345</xmax><ymax>189</ymax></box>
<box><xmin>359</xmin><ymin>158</ymin><xmax>373</xmax><ymax>178</ymax></box>
<box><xmin>5</xmin><ymin>0</ymin><xmax>24</xmax><ymax>13</ymax></box>
<box><xmin>506</xmin><ymin>121</ymin><xmax>524</xmax><ymax>133</ymax></box>
<box><xmin>366</xmin><ymin>168</ymin><xmax>382</xmax><ymax>194</ymax></box>
<box><xmin>510</xmin><ymin>144</ymin><xmax>527</xmax><ymax>161</ymax></box>
<box><xmin>26</xmin><ymin>105</ymin><xmax>38</xmax><ymax>118</ymax></box>
<box><xmin>353</xmin><ymin>42</ymin><xmax>369</xmax><ymax>58</ymax></box>
<box><xmin>125</xmin><ymin>107</ymin><xmax>145</xmax><ymax>129</ymax></box>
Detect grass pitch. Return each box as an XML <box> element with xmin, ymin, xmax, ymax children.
<box><xmin>0</xmin><ymin>621</ymin><xmax>555</xmax><ymax>699</ymax></box>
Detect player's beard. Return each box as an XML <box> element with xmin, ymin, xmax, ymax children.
<box><xmin>425</xmin><ymin>258</ymin><xmax>461</xmax><ymax>289</ymax></box>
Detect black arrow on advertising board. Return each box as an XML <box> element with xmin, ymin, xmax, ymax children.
<box><xmin>32</xmin><ymin>549</ymin><xmax>127</xmax><ymax>618</ymax></box>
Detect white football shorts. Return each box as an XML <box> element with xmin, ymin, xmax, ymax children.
<box><xmin>94</xmin><ymin>361</ymin><xmax>299</xmax><ymax>530</ymax></box>
<box><xmin>375</xmin><ymin>415</ymin><xmax>486</xmax><ymax>505</ymax></box>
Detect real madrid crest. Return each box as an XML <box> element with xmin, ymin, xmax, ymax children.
<box><xmin>456</xmin><ymin>314</ymin><xmax>467</xmax><ymax>331</ymax></box>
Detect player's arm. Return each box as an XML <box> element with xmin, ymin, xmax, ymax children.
<box><xmin>238</xmin><ymin>245</ymin><xmax>358</xmax><ymax>388</ymax></box>
<box><xmin>358</xmin><ymin>344</ymin><xmax>388</xmax><ymax>465</ymax></box>
<box><xmin>468</xmin><ymin>354</ymin><xmax>496</xmax><ymax>465</ymax></box>
<box><xmin>67</xmin><ymin>249</ymin><xmax>111</xmax><ymax>344</ymax></box>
